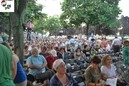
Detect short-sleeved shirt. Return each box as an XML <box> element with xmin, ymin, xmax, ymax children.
<box><xmin>27</xmin><ymin>55</ymin><xmax>46</xmax><ymax>76</ymax></box>
<box><xmin>101</xmin><ymin>64</ymin><xmax>117</xmax><ymax>78</ymax></box>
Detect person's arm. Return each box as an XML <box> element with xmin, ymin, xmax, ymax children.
<box><xmin>87</xmin><ymin>82</ymin><xmax>104</xmax><ymax>86</ymax></box>
<box><xmin>100</xmin><ymin>66</ymin><xmax>108</xmax><ymax>80</ymax></box>
<box><xmin>66</xmin><ymin>73</ymin><xmax>79</xmax><ymax>86</ymax></box>
<box><xmin>74</xmin><ymin>52</ymin><xmax>77</xmax><ymax>59</ymax></box>
<box><xmin>12</xmin><ymin>54</ymin><xmax>18</xmax><ymax>79</ymax></box>
<box><xmin>27</xmin><ymin>57</ymin><xmax>42</xmax><ymax>70</ymax></box>
<box><xmin>28</xmin><ymin>64</ymin><xmax>42</xmax><ymax>70</ymax></box>
<box><xmin>88</xmin><ymin>82</ymin><xmax>96</xmax><ymax>86</ymax></box>
<box><xmin>84</xmin><ymin>67</ymin><xmax>93</xmax><ymax>85</ymax></box>
<box><xmin>41</xmin><ymin>55</ymin><xmax>47</xmax><ymax>69</ymax></box>
<box><xmin>50</xmin><ymin>75</ymin><xmax>59</xmax><ymax>86</ymax></box>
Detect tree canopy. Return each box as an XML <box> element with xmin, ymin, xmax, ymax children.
<box><xmin>60</xmin><ymin>0</ymin><xmax>121</xmax><ymax>35</ymax></box>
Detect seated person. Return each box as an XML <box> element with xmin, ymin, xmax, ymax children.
<box><xmin>84</xmin><ymin>55</ymin><xmax>105</xmax><ymax>86</ymax></box>
<box><xmin>27</xmin><ymin>47</ymin><xmax>47</xmax><ymax>83</ymax></box>
<box><xmin>101</xmin><ymin>54</ymin><xmax>117</xmax><ymax>79</ymax></box>
<box><xmin>46</xmin><ymin>50</ymin><xmax>58</xmax><ymax>69</ymax></box>
<box><xmin>101</xmin><ymin>54</ymin><xmax>127</xmax><ymax>86</ymax></box>
<box><xmin>50</xmin><ymin>59</ymin><xmax>79</xmax><ymax>86</ymax></box>
<box><xmin>74</xmin><ymin>48</ymin><xmax>85</xmax><ymax>64</ymax></box>
<box><xmin>82</xmin><ymin>44</ymin><xmax>90</xmax><ymax>57</ymax></box>
<box><xmin>57</xmin><ymin>47</ymin><xmax>70</xmax><ymax>60</ymax></box>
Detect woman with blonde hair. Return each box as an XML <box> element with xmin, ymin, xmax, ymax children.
<box><xmin>27</xmin><ymin>47</ymin><xmax>47</xmax><ymax>83</ymax></box>
<box><xmin>101</xmin><ymin>54</ymin><xmax>127</xmax><ymax>86</ymax></box>
<box><xmin>101</xmin><ymin>54</ymin><xmax>117</xmax><ymax>79</ymax></box>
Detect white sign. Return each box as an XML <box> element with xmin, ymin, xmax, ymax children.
<box><xmin>106</xmin><ymin>78</ymin><xmax>117</xmax><ymax>86</ymax></box>
<box><xmin>0</xmin><ymin>0</ymin><xmax>14</xmax><ymax>12</ymax></box>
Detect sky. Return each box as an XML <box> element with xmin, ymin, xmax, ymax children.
<box><xmin>36</xmin><ymin>0</ymin><xmax>63</xmax><ymax>16</ymax></box>
<box><xmin>119</xmin><ymin>0</ymin><xmax>129</xmax><ymax>17</ymax></box>
<box><xmin>36</xmin><ymin>0</ymin><xmax>129</xmax><ymax>17</ymax></box>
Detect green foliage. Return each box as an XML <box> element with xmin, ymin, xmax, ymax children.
<box><xmin>45</xmin><ymin>16</ymin><xmax>63</xmax><ymax>33</ymax></box>
<box><xmin>33</xmin><ymin>16</ymin><xmax>62</xmax><ymax>34</ymax></box>
<box><xmin>24</xmin><ymin>0</ymin><xmax>49</xmax><ymax>33</ymax></box>
<box><xmin>60</xmin><ymin>0</ymin><xmax>121</xmax><ymax>30</ymax></box>
<box><xmin>0</xmin><ymin>13</ymin><xmax>10</xmax><ymax>32</ymax></box>
<box><xmin>33</xmin><ymin>16</ymin><xmax>47</xmax><ymax>33</ymax></box>
<box><xmin>24</xmin><ymin>0</ymin><xmax>46</xmax><ymax>22</ymax></box>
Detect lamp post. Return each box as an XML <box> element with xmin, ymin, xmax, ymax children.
<box><xmin>81</xmin><ymin>23</ymin><xmax>86</xmax><ymax>37</ymax></box>
<box><xmin>118</xmin><ymin>27</ymin><xmax>123</xmax><ymax>37</ymax></box>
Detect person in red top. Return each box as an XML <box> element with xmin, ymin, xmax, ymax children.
<box><xmin>46</xmin><ymin>50</ymin><xmax>58</xmax><ymax>69</ymax></box>
<box><xmin>26</xmin><ymin>20</ymin><xmax>34</xmax><ymax>30</ymax></box>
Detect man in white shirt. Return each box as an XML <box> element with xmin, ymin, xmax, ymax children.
<box><xmin>112</xmin><ymin>36</ymin><xmax>122</xmax><ymax>53</ymax></box>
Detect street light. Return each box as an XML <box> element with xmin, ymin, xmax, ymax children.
<box><xmin>118</xmin><ymin>26</ymin><xmax>123</xmax><ymax>40</ymax></box>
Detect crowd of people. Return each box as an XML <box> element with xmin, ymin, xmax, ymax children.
<box><xmin>0</xmin><ymin>34</ymin><xmax>129</xmax><ymax>86</ymax></box>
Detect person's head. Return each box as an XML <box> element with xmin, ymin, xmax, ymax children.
<box><xmin>90</xmin><ymin>55</ymin><xmax>101</xmax><ymax>68</ymax></box>
<box><xmin>41</xmin><ymin>45</ymin><xmax>47</xmax><ymax>53</ymax></box>
<box><xmin>24</xmin><ymin>45</ymin><xmax>29</xmax><ymax>50</ymax></box>
<box><xmin>101</xmin><ymin>54</ymin><xmax>112</xmax><ymax>66</ymax></box>
<box><xmin>102</xmin><ymin>37</ymin><xmax>106</xmax><ymax>40</ymax></box>
<box><xmin>76</xmin><ymin>47</ymin><xmax>81</xmax><ymax>52</ymax></box>
<box><xmin>60</xmin><ymin>47</ymin><xmax>65</xmax><ymax>53</ymax></box>
<box><xmin>84</xmin><ymin>45</ymin><xmax>88</xmax><ymax>49</ymax></box>
<box><xmin>91</xmin><ymin>38</ymin><xmax>95</xmax><ymax>42</ymax></box>
<box><xmin>1</xmin><ymin>42</ymin><xmax>9</xmax><ymax>48</ymax></box>
<box><xmin>31</xmin><ymin>47</ymin><xmax>38</xmax><ymax>56</ymax></box>
<box><xmin>49</xmin><ymin>50</ymin><xmax>57</xmax><ymax>57</ymax></box>
<box><xmin>123</xmin><ymin>40</ymin><xmax>129</xmax><ymax>47</ymax></box>
<box><xmin>53</xmin><ymin>59</ymin><xmax>67</xmax><ymax>74</ymax></box>
<box><xmin>1</xmin><ymin>42</ymin><xmax>12</xmax><ymax>52</ymax></box>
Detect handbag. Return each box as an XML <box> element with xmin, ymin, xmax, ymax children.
<box><xmin>35</xmin><ymin>69</ymin><xmax>54</xmax><ymax>81</ymax></box>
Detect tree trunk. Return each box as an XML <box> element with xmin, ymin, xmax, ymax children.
<box><xmin>10</xmin><ymin>0</ymin><xmax>27</xmax><ymax>65</ymax></box>
<box><xmin>8</xmin><ymin>14</ymin><xmax>12</xmax><ymax>43</ymax></box>
<box><xmin>86</xmin><ymin>23</ymin><xmax>89</xmax><ymax>39</ymax></box>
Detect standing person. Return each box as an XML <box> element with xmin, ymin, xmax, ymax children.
<box><xmin>112</xmin><ymin>36</ymin><xmax>122</xmax><ymax>53</ymax></box>
<box><xmin>84</xmin><ymin>55</ymin><xmax>105</xmax><ymax>86</ymax></box>
<box><xmin>50</xmin><ymin>59</ymin><xmax>79</xmax><ymax>86</ymax></box>
<box><xmin>1</xmin><ymin>42</ymin><xmax>27</xmax><ymax>86</ymax></box>
<box><xmin>13</xmin><ymin>53</ymin><xmax>27</xmax><ymax>86</ymax></box>
<box><xmin>0</xmin><ymin>44</ymin><xmax>15</xmax><ymax>86</ymax></box>
<box><xmin>122</xmin><ymin>40</ymin><xmax>129</xmax><ymax>65</ymax></box>
<box><xmin>26</xmin><ymin>20</ymin><xmax>34</xmax><ymax>41</ymax></box>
